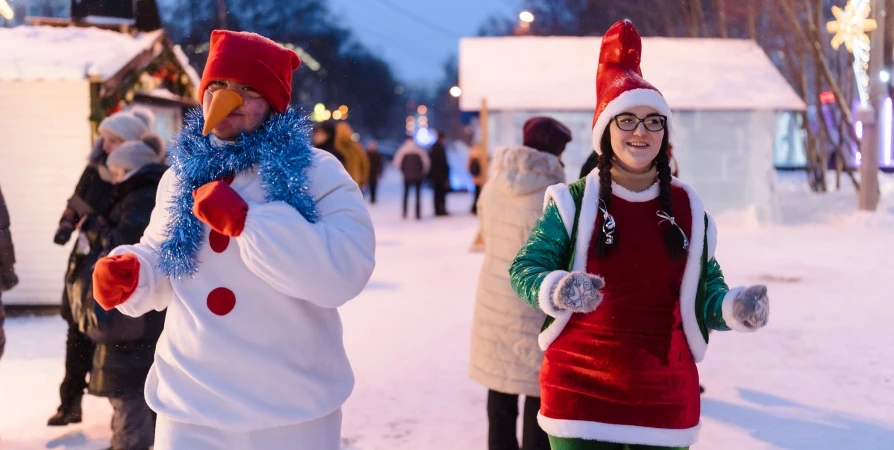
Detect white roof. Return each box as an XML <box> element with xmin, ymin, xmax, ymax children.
<box><xmin>459</xmin><ymin>36</ymin><xmax>806</xmax><ymax>112</ymax></box>
<box><xmin>0</xmin><ymin>25</ymin><xmax>164</xmax><ymax>82</ymax></box>
<box><xmin>173</xmin><ymin>44</ymin><xmax>201</xmax><ymax>89</ymax></box>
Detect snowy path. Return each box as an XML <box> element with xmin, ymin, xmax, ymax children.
<box><xmin>2</xmin><ymin>169</ymin><xmax>893</xmax><ymax>449</ymax></box>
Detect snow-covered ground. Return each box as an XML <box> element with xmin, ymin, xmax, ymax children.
<box><xmin>1</xmin><ymin>168</ymin><xmax>893</xmax><ymax>449</ymax></box>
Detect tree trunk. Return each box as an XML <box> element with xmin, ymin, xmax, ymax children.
<box><xmin>690</xmin><ymin>0</ymin><xmax>706</xmax><ymax>37</ymax></box>
<box><xmin>780</xmin><ymin>0</ymin><xmax>861</xmax><ymax>193</ymax></box>
<box><xmin>216</xmin><ymin>0</ymin><xmax>228</xmax><ymax>30</ymax></box>
<box><xmin>748</xmin><ymin>0</ymin><xmax>758</xmax><ymax>40</ymax></box>
<box><xmin>716</xmin><ymin>0</ymin><xmax>729</xmax><ymax>38</ymax></box>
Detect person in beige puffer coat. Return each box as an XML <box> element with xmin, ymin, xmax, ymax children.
<box><xmin>469</xmin><ymin>117</ymin><xmax>572</xmax><ymax>450</ymax></box>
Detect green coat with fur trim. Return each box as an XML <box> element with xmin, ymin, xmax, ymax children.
<box><xmin>509</xmin><ymin>177</ymin><xmax>736</xmax><ymax>360</ymax></box>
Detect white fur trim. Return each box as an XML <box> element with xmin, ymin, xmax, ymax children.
<box><xmin>611</xmin><ymin>182</ymin><xmax>659</xmax><ymax>202</ymax></box>
<box><xmin>721</xmin><ymin>287</ymin><xmax>754</xmax><ymax>332</ymax></box>
<box><xmin>539</xmin><ymin>270</ymin><xmax>570</xmax><ymax>318</ymax></box>
<box><xmin>539</xmin><ymin>313</ymin><xmax>572</xmax><ymax>351</ymax></box>
<box><xmin>672</xmin><ymin>178</ymin><xmax>708</xmax><ymax>362</ymax></box>
<box><xmin>706</xmin><ymin>212</ymin><xmax>718</xmax><ymax>260</ymax></box>
<box><xmin>591</xmin><ymin>89</ymin><xmax>674</xmax><ymax>154</ymax></box>
<box><xmin>537</xmin><ymin>271</ymin><xmax>574</xmax><ymax>350</ymax></box>
<box><xmin>572</xmin><ymin>171</ymin><xmax>601</xmax><ymax>271</ymax></box>
<box><xmin>544</xmin><ymin>184</ymin><xmax>575</xmax><ymax>238</ymax></box>
<box><xmin>538</xmin><ymin>413</ymin><xmax>701</xmax><ymax>447</ymax></box>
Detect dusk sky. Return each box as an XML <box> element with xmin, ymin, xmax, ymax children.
<box><xmin>327</xmin><ymin>0</ymin><xmax>518</xmax><ymax>86</ymax></box>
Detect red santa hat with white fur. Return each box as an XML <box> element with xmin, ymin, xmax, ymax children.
<box><xmin>591</xmin><ymin>20</ymin><xmax>674</xmax><ymax>154</ymax></box>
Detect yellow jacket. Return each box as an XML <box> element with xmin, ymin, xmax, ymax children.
<box><xmin>334</xmin><ymin>123</ymin><xmax>369</xmax><ymax>187</ymax></box>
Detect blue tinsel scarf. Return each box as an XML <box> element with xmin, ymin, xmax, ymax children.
<box><xmin>158</xmin><ymin>108</ymin><xmax>320</xmax><ymax>279</ymax></box>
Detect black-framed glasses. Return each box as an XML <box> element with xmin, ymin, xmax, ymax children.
<box><xmin>613</xmin><ymin>113</ymin><xmax>667</xmax><ymax>132</ymax></box>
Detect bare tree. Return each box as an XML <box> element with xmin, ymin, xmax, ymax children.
<box><xmin>216</xmin><ymin>0</ymin><xmax>228</xmax><ymax>30</ymax></box>
<box><xmin>716</xmin><ymin>0</ymin><xmax>729</xmax><ymax>38</ymax></box>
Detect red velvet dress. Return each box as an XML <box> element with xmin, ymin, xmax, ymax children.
<box><xmin>540</xmin><ymin>186</ymin><xmax>700</xmax><ymax>434</ymax></box>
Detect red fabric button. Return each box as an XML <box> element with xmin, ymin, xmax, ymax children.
<box><xmin>208</xmin><ymin>230</ymin><xmax>230</xmax><ymax>253</ymax></box>
<box><xmin>207</xmin><ymin>287</ymin><xmax>236</xmax><ymax>316</ymax></box>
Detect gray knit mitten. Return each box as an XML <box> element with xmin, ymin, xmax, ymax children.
<box><xmin>551</xmin><ymin>272</ymin><xmax>605</xmax><ymax>313</ymax></box>
<box><xmin>733</xmin><ymin>285</ymin><xmax>770</xmax><ymax>330</ymax></box>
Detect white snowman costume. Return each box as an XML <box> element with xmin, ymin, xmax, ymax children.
<box><xmin>110</xmin><ymin>143</ymin><xmax>375</xmax><ymax>449</ymax></box>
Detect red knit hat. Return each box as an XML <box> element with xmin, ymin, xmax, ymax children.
<box><xmin>199</xmin><ymin>30</ymin><xmax>301</xmax><ymax>113</ymax></box>
<box><xmin>591</xmin><ymin>20</ymin><xmax>672</xmax><ymax>154</ymax></box>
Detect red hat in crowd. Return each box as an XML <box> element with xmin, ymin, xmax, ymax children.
<box><xmin>523</xmin><ymin>117</ymin><xmax>573</xmax><ymax>156</ymax></box>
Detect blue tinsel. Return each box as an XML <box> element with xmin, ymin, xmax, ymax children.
<box><xmin>158</xmin><ymin>108</ymin><xmax>320</xmax><ymax>279</ymax></box>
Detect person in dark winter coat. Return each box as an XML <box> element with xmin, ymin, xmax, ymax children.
<box><xmin>313</xmin><ymin>122</ymin><xmax>346</xmax><ymax>165</ymax></box>
<box><xmin>366</xmin><ymin>141</ymin><xmax>384</xmax><ymax>204</ymax></box>
<box><xmin>49</xmin><ymin>109</ymin><xmax>153</xmax><ymax>427</ymax></box>
<box><xmin>392</xmin><ymin>138</ymin><xmax>431</xmax><ymax>220</ymax></box>
<box><xmin>0</xmin><ymin>183</ymin><xmax>19</xmax><ymax>361</ymax></box>
<box><xmin>429</xmin><ymin>132</ymin><xmax>451</xmax><ymax>216</ymax></box>
<box><xmin>89</xmin><ymin>139</ymin><xmax>168</xmax><ymax>450</ymax></box>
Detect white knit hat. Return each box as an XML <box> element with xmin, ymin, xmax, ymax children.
<box><xmin>107</xmin><ymin>140</ymin><xmax>160</xmax><ymax>171</ymax></box>
<box><xmin>128</xmin><ymin>105</ymin><xmax>156</xmax><ymax>131</ymax></box>
<box><xmin>98</xmin><ymin>112</ymin><xmax>148</xmax><ymax>142</ymax></box>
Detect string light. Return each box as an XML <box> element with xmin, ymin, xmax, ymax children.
<box><xmin>827</xmin><ymin>0</ymin><xmax>878</xmax><ymax>107</ymax></box>
<box><xmin>0</xmin><ymin>0</ymin><xmax>13</xmax><ymax>21</ymax></box>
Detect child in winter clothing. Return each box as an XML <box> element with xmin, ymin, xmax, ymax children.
<box><xmin>509</xmin><ymin>21</ymin><xmax>769</xmax><ymax>450</ymax></box>
<box><xmin>470</xmin><ymin>116</ymin><xmax>571</xmax><ymax>450</ymax></box>
<box><xmin>91</xmin><ymin>30</ymin><xmax>375</xmax><ymax>450</ymax></box>
<box><xmin>0</xmin><ymin>183</ymin><xmax>18</xmax><ymax>361</ymax></box>
<box><xmin>48</xmin><ymin>108</ymin><xmax>155</xmax><ymax>427</ymax></box>
<box><xmin>107</xmin><ymin>138</ymin><xmax>166</xmax><ymax>184</ymax></box>
<box><xmin>86</xmin><ymin>137</ymin><xmax>167</xmax><ymax>450</ymax></box>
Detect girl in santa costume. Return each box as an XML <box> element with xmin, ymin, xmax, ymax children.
<box><xmin>91</xmin><ymin>30</ymin><xmax>375</xmax><ymax>450</ymax></box>
<box><xmin>509</xmin><ymin>20</ymin><xmax>769</xmax><ymax>450</ymax></box>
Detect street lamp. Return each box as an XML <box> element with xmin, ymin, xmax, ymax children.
<box><xmin>519</xmin><ymin>11</ymin><xmax>535</xmax><ymax>24</ymax></box>
<box><xmin>450</xmin><ymin>86</ymin><xmax>462</xmax><ymax>98</ymax></box>
<box><xmin>0</xmin><ymin>0</ymin><xmax>14</xmax><ymax>21</ymax></box>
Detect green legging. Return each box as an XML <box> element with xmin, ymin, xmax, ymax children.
<box><xmin>548</xmin><ymin>436</ymin><xmax>688</xmax><ymax>450</ymax></box>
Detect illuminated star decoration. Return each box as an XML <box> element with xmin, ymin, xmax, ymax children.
<box><xmin>0</xmin><ymin>0</ymin><xmax>14</xmax><ymax>21</ymax></box>
<box><xmin>827</xmin><ymin>0</ymin><xmax>878</xmax><ymax>107</ymax></box>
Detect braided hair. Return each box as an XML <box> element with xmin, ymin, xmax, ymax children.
<box><xmin>595</xmin><ymin>126</ymin><xmax>685</xmax><ymax>260</ymax></box>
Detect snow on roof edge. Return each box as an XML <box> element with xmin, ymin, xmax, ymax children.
<box><xmin>0</xmin><ymin>26</ymin><xmax>164</xmax><ymax>82</ymax></box>
<box><xmin>459</xmin><ymin>36</ymin><xmax>807</xmax><ymax>112</ymax></box>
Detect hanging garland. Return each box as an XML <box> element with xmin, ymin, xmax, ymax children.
<box><xmin>90</xmin><ymin>47</ymin><xmax>197</xmax><ymax>127</ymax></box>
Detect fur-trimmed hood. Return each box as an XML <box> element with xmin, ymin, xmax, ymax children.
<box><xmin>490</xmin><ymin>146</ymin><xmax>566</xmax><ymax>197</ymax></box>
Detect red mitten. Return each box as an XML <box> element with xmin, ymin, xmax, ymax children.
<box><xmin>93</xmin><ymin>254</ymin><xmax>140</xmax><ymax>310</ymax></box>
<box><xmin>192</xmin><ymin>180</ymin><xmax>249</xmax><ymax>237</ymax></box>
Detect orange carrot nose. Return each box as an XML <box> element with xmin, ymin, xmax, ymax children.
<box><xmin>202</xmin><ymin>89</ymin><xmax>245</xmax><ymax>136</ymax></box>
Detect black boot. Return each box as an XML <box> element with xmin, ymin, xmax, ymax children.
<box><xmin>47</xmin><ymin>402</ymin><xmax>82</xmax><ymax>426</ymax></box>
<box><xmin>699</xmin><ymin>384</ymin><xmax>705</xmax><ymax>394</ymax></box>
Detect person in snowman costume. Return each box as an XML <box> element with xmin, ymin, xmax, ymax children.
<box><xmin>509</xmin><ymin>20</ymin><xmax>769</xmax><ymax>450</ymax></box>
<box><xmin>92</xmin><ymin>30</ymin><xmax>376</xmax><ymax>450</ymax></box>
